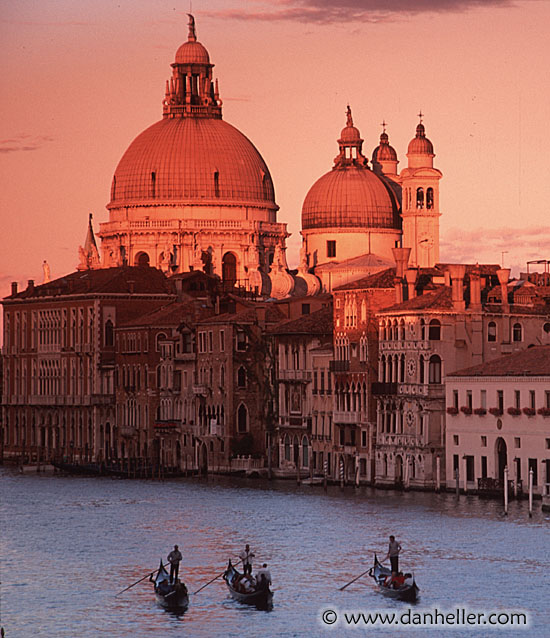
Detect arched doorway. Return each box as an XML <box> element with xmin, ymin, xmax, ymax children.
<box><xmin>222</xmin><ymin>252</ymin><xmax>237</xmax><ymax>287</ymax></box>
<box><xmin>134</xmin><ymin>251</ymin><xmax>150</xmax><ymax>267</ymax></box>
<box><xmin>395</xmin><ymin>454</ymin><xmax>404</xmax><ymax>484</ymax></box>
<box><xmin>496</xmin><ymin>437</ymin><xmax>507</xmax><ymax>483</ymax></box>
<box><xmin>199</xmin><ymin>441</ymin><xmax>208</xmax><ymax>475</ymax></box>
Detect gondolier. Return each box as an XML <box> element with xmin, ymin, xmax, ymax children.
<box><xmin>239</xmin><ymin>544</ymin><xmax>255</xmax><ymax>576</ymax></box>
<box><xmin>167</xmin><ymin>544</ymin><xmax>183</xmax><ymax>583</ymax></box>
<box><xmin>383</xmin><ymin>535</ymin><xmax>402</xmax><ymax>574</ymax></box>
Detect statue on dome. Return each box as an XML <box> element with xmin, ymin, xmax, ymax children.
<box><xmin>346</xmin><ymin>105</ymin><xmax>353</xmax><ymax>127</ymax></box>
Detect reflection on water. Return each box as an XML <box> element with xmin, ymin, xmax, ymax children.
<box><xmin>1</xmin><ymin>470</ymin><xmax>549</xmax><ymax>637</ymax></box>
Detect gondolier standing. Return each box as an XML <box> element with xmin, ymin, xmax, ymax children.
<box><xmin>239</xmin><ymin>544</ymin><xmax>255</xmax><ymax>576</ymax></box>
<box><xmin>383</xmin><ymin>535</ymin><xmax>402</xmax><ymax>574</ymax></box>
<box><xmin>167</xmin><ymin>544</ymin><xmax>182</xmax><ymax>583</ymax></box>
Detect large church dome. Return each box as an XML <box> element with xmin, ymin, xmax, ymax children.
<box><xmin>109</xmin><ymin>117</ymin><xmax>276</xmax><ymax>210</ymax></box>
<box><xmin>302</xmin><ymin>107</ymin><xmax>399</xmax><ymax>230</ymax></box>
<box><xmin>106</xmin><ymin>14</ymin><xmax>277</xmax><ymax>214</ymax></box>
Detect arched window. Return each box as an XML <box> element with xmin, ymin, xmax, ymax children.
<box><xmin>512</xmin><ymin>323</ymin><xmax>522</xmax><ymax>342</ymax></box>
<box><xmin>420</xmin><ymin>318</ymin><xmax>426</xmax><ymax>341</ymax></box>
<box><xmin>426</xmin><ymin>187</ymin><xmax>434</xmax><ymax>209</ymax></box>
<box><xmin>416</xmin><ymin>187</ymin><xmax>424</xmax><ymax>209</ymax></box>
<box><xmin>237</xmin><ymin>366</ymin><xmax>247</xmax><ymax>388</ymax></box>
<box><xmin>213</xmin><ymin>170</ymin><xmax>220</xmax><ymax>198</ymax></box>
<box><xmin>429</xmin><ymin>354</ymin><xmax>442</xmax><ymax>384</ymax></box>
<box><xmin>237</xmin><ymin>404</ymin><xmax>248</xmax><ymax>433</ymax></box>
<box><xmin>284</xmin><ymin>435</ymin><xmax>291</xmax><ymax>461</ymax></box>
<box><xmin>429</xmin><ymin>319</ymin><xmax>441</xmax><ymax>341</ymax></box>
<box><xmin>104</xmin><ymin>320</ymin><xmax>114</xmax><ymax>347</ymax></box>
<box><xmin>487</xmin><ymin>321</ymin><xmax>497</xmax><ymax>342</ymax></box>
<box><xmin>222</xmin><ymin>252</ymin><xmax>237</xmax><ymax>287</ymax></box>
<box><xmin>156</xmin><ymin>332</ymin><xmax>167</xmax><ymax>351</ymax></box>
<box><xmin>134</xmin><ymin>251</ymin><xmax>150</xmax><ymax>267</ymax></box>
<box><xmin>302</xmin><ymin>436</ymin><xmax>309</xmax><ymax>468</ymax></box>
<box><xmin>150</xmin><ymin>171</ymin><xmax>156</xmax><ymax>198</ymax></box>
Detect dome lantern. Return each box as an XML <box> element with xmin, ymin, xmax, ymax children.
<box><xmin>333</xmin><ymin>106</ymin><xmax>368</xmax><ymax>168</ymax></box>
<box><xmin>163</xmin><ymin>14</ymin><xmax>222</xmax><ymax>120</ymax></box>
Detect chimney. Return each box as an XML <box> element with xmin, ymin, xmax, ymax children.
<box><xmin>497</xmin><ymin>268</ymin><xmax>511</xmax><ymax>312</ymax></box>
<box><xmin>405</xmin><ymin>268</ymin><xmax>417</xmax><ymax>300</ymax></box>
<box><xmin>469</xmin><ymin>266</ymin><xmax>482</xmax><ymax>311</ymax></box>
<box><xmin>392</xmin><ymin>247</ymin><xmax>411</xmax><ymax>279</ymax></box>
<box><xmin>11</xmin><ymin>281</ymin><xmax>18</xmax><ymax>296</ymax></box>
<box><xmin>444</xmin><ymin>270</ymin><xmax>451</xmax><ymax>287</ymax></box>
<box><xmin>27</xmin><ymin>279</ymin><xmax>35</xmax><ymax>293</ymax></box>
<box><xmin>448</xmin><ymin>265</ymin><xmax>466</xmax><ymax>312</ymax></box>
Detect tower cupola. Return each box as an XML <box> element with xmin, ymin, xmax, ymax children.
<box><xmin>406</xmin><ymin>114</ymin><xmax>435</xmax><ymax>168</ymax></box>
<box><xmin>372</xmin><ymin>121</ymin><xmax>398</xmax><ymax>177</ymax></box>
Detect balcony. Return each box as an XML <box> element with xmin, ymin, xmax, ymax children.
<box><xmin>175</xmin><ymin>351</ymin><xmax>196</xmax><ymax>362</ymax></box>
<box><xmin>333</xmin><ymin>410</ymin><xmax>363</xmax><ymax>424</ymax></box>
<box><xmin>278</xmin><ymin>369</ymin><xmax>312</xmax><ymax>382</ymax></box>
<box><xmin>154</xmin><ymin>420</ymin><xmax>180</xmax><ymax>433</ymax></box>
<box><xmin>192</xmin><ymin>384</ymin><xmax>209</xmax><ymax>396</ymax></box>
<box><xmin>371</xmin><ymin>382</ymin><xmax>397</xmax><ymax>396</ymax></box>
<box><xmin>329</xmin><ymin>360</ymin><xmax>350</xmax><ymax>373</ymax></box>
<box><xmin>119</xmin><ymin>426</ymin><xmax>137</xmax><ymax>438</ymax></box>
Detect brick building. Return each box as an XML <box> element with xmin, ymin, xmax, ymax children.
<box><xmin>1</xmin><ymin>267</ymin><xmax>172</xmax><ymax>464</ymax></box>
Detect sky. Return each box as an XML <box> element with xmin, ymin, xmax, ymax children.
<box><xmin>1</xmin><ymin>0</ymin><xmax>550</xmax><ymax>297</ymax></box>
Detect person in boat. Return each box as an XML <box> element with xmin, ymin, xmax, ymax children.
<box><xmin>167</xmin><ymin>544</ymin><xmax>183</xmax><ymax>584</ymax></box>
<box><xmin>255</xmin><ymin>563</ymin><xmax>272</xmax><ymax>590</ymax></box>
<box><xmin>383</xmin><ymin>535</ymin><xmax>402</xmax><ymax>574</ymax></box>
<box><xmin>239</xmin><ymin>544</ymin><xmax>255</xmax><ymax>576</ymax></box>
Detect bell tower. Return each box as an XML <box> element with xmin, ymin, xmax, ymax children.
<box><xmin>399</xmin><ymin>114</ymin><xmax>442</xmax><ymax>268</ymax></box>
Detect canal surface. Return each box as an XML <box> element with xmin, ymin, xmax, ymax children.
<box><xmin>1</xmin><ymin>469</ymin><xmax>549</xmax><ymax>637</ymax></box>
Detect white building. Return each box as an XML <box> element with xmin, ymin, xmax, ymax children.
<box><xmin>445</xmin><ymin>345</ymin><xmax>550</xmax><ymax>496</ymax></box>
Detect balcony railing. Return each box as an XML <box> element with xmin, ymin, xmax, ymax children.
<box><xmin>371</xmin><ymin>382</ymin><xmax>397</xmax><ymax>396</ymax></box>
<box><xmin>329</xmin><ymin>360</ymin><xmax>350</xmax><ymax>373</ymax></box>
<box><xmin>333</xmin><ymin>411</ymin><xmax>364</xmax><ymax>424</ymax></box>
<box><xmin>278</xmin><ymin>369</ymin><xmax>312</xmax><ymax>382</ymax></box>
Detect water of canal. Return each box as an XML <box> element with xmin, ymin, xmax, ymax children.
<box><xmin>1</xmin><ymin>469</ymin><xmax>549</xmax><ymax>637</ymax></box>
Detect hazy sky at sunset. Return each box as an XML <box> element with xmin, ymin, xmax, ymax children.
<box><xmin>1</xmin><ymin>0</ymin><xmax>549</xmax><ymax>297</ymax></box>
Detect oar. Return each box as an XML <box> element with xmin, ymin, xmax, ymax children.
<box><xmin>115</xmin><ymin>563</ymin><xmax>169</xmax><ymax>597</ymax></box>
<box><xmin>339</xmin><ymin>567</ymin><xmax>373</xmax><ymax>591</ymax></box>
<box><xmin>193</xmin><ymin>558</ymin><xmax>242</xmax><ymax>595</ymax></box>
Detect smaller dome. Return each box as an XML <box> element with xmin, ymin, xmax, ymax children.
<box><xmin>372</xmin><ymin>132</ymin><xmax>397</xmax><ymax>162</ymax></box>
<box><xmin>339</xmin><ymin>125</ymin><xmax>361</xmax><ymax>143</ymax></box>
<box><xmin>408</xmin><ymin>122</ymin><xmax>434</xmax><ymax>155</ymax></box>
<box><xmin>175</xmin><ymin>40</ymin><xmax>210</xmax><ymax>65</ymax></box>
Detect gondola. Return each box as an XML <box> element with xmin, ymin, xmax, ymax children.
<box><xmin>222</xmin><ymin>560</ymin><xmax>273</xmax><ymax>608</ymax></box>
<box><xmin>369</xmin><ymin>554</ymin><xmax>419</xmax><ymax>603</ymax></box>
<box><xmin>150</xmin><ymin>561</ymin><xmax>189</xmax><ymax>611</ymax></box>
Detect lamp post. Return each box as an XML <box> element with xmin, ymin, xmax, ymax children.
<box><xmin>528</xmin><ymin>468</ymin><xmax>534</xmax><ymax>518</ymax></box>
<box><xmin>503</xmin><ymin>465</ymin><xmax>509</xmax><ymax>515</ymax></box>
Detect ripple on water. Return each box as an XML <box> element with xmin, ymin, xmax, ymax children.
<box><xmin>1</xmin><ymin>470</ymin><xmax>549</xmax><ymax>637</ymax></box>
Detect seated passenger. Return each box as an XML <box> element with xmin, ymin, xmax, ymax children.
<box><xmin>392</xmin><ymin>572</ymin><xmax>406</xmax><ymax>588</ymax></box>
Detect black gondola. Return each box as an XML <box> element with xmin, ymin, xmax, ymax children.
<box><xmin>222</xmin><ymin>560</ymin><xmax>273</xmax><ymax>608</ymax></box>
<box><xmin>369</xmin><ymin>554</ymin><xmax>419</xmax><ymax>603</ymax></box>
<box><xmin>150</xmin><ymin>561</ymin><xmax>189</xmax><ymax>611</ymax></box>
